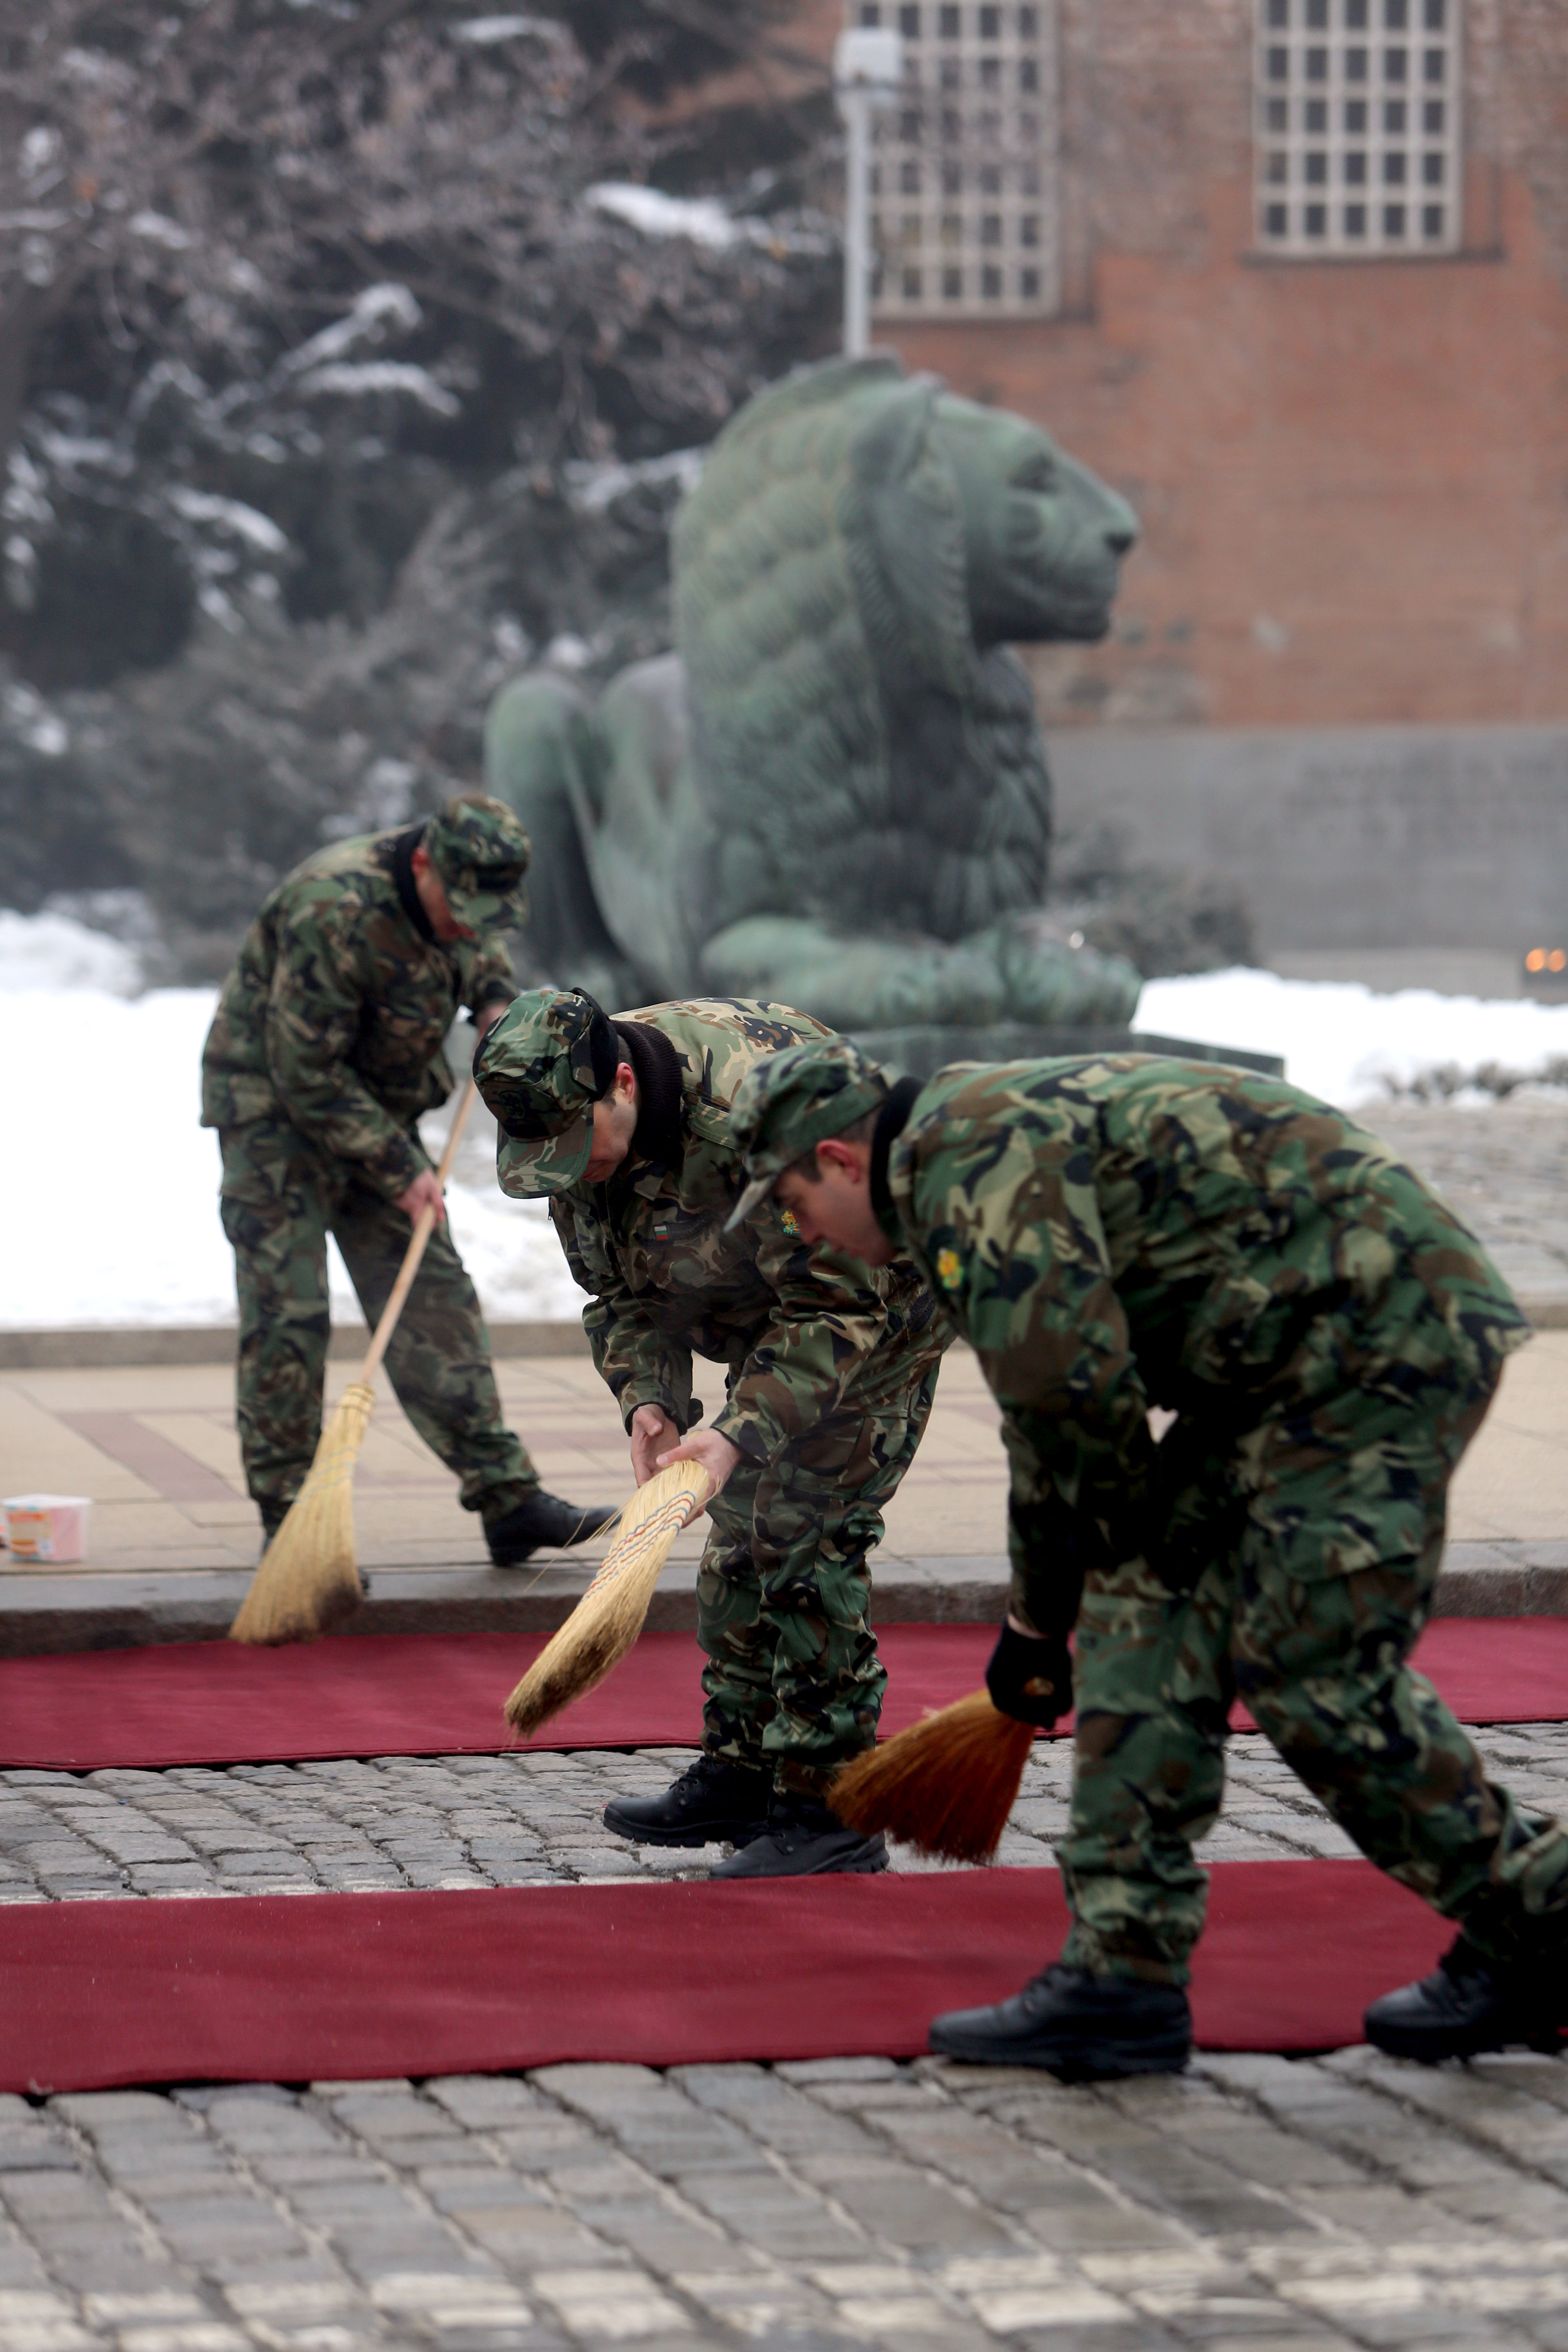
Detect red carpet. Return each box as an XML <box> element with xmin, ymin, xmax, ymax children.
<box><xmin>0</xmin><ymin>1624</ymin><xmax>979</xmax><ymax>1771</ymax></box>
<box><xmin>0</xmin><ymin>1860</ymin><xmax>1451</xmax><ymax>2093</ymax></box>
<box><xmin>0</xmin><ymin>1615</ymin><xmax>1561</xmax><ymax>1773</ymax></box>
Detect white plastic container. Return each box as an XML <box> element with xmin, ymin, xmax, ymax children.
<box><xmin>2</xmin><ymin>1495</ymin><xmax>92</xmax><ymax>1564</ymax></box>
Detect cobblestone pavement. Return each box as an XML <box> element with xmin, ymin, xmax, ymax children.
<box><xmin>6</xmin><ymin>1726</ymin><xmax>1568</xmax><ymax>1903</ymax></box>
<box><xmin>2</xmin><ymin>1738</ymin><xmax>1568</xmax><ymax>2345</ymax></box>
<box><xmin>1359</xmin><ymin>1097</ymin><xmax>1568</xmax><ymax>1301</ymax></box>
<box><xmin>7</xmin><ymin>2023</ymin><xmax>1568</xmax><ymax>2349</ymax></box>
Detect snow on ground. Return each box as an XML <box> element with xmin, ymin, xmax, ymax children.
<box><xmin>0</xmin><ymin>915</ymin><xmax>578</xmax><ymax>1329</ymax></box>
<box><xmin>0</xmin><ymin>909</ymin><xmax>141</xmax><ymax>997</ymax></box>
<box><xmin>1140</xmin><ymin>967</ymin><xmax>1568</xmax><ymax>1109</ymax></box>
<box><xmin>3</xmin><ymin>980</ymin><xmax>239</xmax><ymax>1325</ymax></box>
<box><xmin>435</xmin><ymin>1171</ymin><xmax>582</xmax><ymax>1328</ymax></box>
<box><xmin>7</xmin><ymin>914</ymin><xmax>1568</xmax><ymax>1328</ymax></box>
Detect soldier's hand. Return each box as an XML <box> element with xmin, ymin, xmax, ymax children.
<box><xmin>629</xmin><ymin>1406</ymin><xmax>681</xmax><ymax>1488</ymax></box>
<box><xmin>986</xmin><ymin>1617</ymin><xmax>1073</xmax><ymax>1728</ymax></box>
<box><xmin>655</xmin><ymin>1426</ymin><xmax>742</xmax><ymax>1519</ymax></box>
<box><xmin>395</xmin><ymin>1169</ymin><xmax>447</xmax><ymax>1229</ymax></box>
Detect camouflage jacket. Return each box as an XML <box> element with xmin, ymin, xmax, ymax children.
<box><xmin>548</xmin><ymin>999</ymin><xmax>945</xmax><ymax>1461</ymax></box>
<box><xmin>878</xmin><ymin>1055</ymin><xmax>1530</xmax><ymax>1627</ymax></box>
<box><xmin>200</xmin><ymin>830</ymin><xmax>514</xmax><ymax>1199</ymax></box>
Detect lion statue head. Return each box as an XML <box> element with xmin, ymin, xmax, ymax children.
<box><xmin>670</xmin><ymin>355</ymin><xmax>1138</xmax><ymax>957</ymax></box>
<box><xmin>483</xmin><ymin>354</ymin><xmax>1143</xmax><ymax>1031</ymax></box>
<box><xmin>931</xmin><ymin>390</ymin><xmax>1134</xmax><ymax>648</ymax></box>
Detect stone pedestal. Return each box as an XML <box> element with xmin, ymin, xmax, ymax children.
<box><xmin>849</xmin><ymin>1024</ymin><xmax>1284</xmax><ymax>1082</ymax></box>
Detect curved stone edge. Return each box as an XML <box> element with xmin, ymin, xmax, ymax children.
<box><xmin>0</xmin><ymin>1541</ymin><xmax>1555</xmax><ymax>1659</ymax></box>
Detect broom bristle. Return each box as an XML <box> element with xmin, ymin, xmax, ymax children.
<box><xmin>228</xmin><ymin>1382</ymin><xmax>374</xmax><ymax>1646</ymax></box>
<box><xmin>503</xmin><ymin>1459</ymin><xmax>710</xmax><ymax>1738</ymax></box>
<box><xmin>829</xmin><ymin>1688</ymin><xmax>1036</xmax><ymax>1863</ymax></box>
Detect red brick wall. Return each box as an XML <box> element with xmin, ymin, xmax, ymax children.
<box><xmin>802</xmin><ymin>1</ymin><xmax>1568</xmax><ymax>727</ymax></box>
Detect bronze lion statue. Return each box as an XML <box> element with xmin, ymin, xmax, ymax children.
<box><xmin>484</xmin><ymin>354</ymin><xmax>1141</xmax><ymax>1030</ymax></box>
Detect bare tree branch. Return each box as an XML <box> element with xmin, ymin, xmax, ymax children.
<box><xmin>0</xmin><ymin>0</ymin><xmax>840</xmax><ymax>964</ymax></box>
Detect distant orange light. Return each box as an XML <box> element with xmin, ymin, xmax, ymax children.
<box><xmin>1527</xmin><ymin>950</ymin><xmax>1548</xmax><ymax>972</ymax></box>
<box><xmin>1550</xmin><ymin>951</ymin><xmax>1566</xmax><ymax>973</ymax></box>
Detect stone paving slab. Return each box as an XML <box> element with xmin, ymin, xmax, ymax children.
<box><xmin>4</xmin><ymin>1337</ymin><xmax>1568</xmax><ymax>1649</ymax></box>
<box><xmin>0</xmin><ymin>1350</ymin><xmax>1009</xmax><ymax>1579</ymax></box>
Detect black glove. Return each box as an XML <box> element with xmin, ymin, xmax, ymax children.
<box><xmin>986</xmin><ymin>1620</ymin><xmax>1074</xmax><ymax>1728</ymax></box>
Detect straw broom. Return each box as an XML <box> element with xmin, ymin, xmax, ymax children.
<box><xmin>504</xmin><ymin>1458</ymin><xmax>710</xmax><ymax>1738</ymax></box>
<box><xmin>229</xmin><ymin>1077</ymin><xmax>481</xmax><ymax>1646</ymax></box>
<box><xmin>828</xmin><ymin>1690</ymin><xmax>1037</xmax><ymax>1864</ymax></box>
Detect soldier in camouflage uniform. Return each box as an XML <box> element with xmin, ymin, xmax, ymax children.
<box><xmin>201</xmin><ymin>794</ymin><xmax>615</xmax><ymax>1564</ymax></box>
<box><xmin>730</xmin><ymin>1040</ymin><xmax>1568</xmax><ymax>2069</ymax></box>
<box><xmin>471</xmin><ymin>988</ymin><xmax>949</xmax><ymax>1876</ymax></box>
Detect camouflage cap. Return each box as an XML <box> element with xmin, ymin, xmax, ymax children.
<box><xmin>725</xmin><ymin>1037</ymin><xmax>890</xmax><ymax>1230</ymax></box>
<box><xmin>472</xmin><ymin>986</ymin><xmax>621</xmax><ymax>1198</ymax></box>
<box><xmin>424</xmin><ymin>793</ymin><xmax>531</xmax><ymax>933</ymax></box>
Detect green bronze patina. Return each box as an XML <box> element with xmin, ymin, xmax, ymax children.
<box><xmin>484</xmin><ymin>354</ymin><xmax>1142</xmax><ymax>1029</ymax></box>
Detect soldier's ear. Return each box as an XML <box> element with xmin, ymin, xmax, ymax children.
<box><xmin>816</xmin><ymin>1135</ymin><xmax>871</xmax><ymax>1182</ymax></box>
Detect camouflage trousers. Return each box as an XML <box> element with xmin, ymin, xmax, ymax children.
<box><xmin>697</xmin><ymin>1361</ymin><xmax>942</xmax><ymax>1797</ymax></box>
<box><xmin>1061</xmin><ymin>1357</ymin><xmax>1568</xmax><ymax>1983</ymax></box>
<box><xmin>219</xmin><ymin>1118</ymin><xmax>539</xmax><ymax>1530</ymax></box>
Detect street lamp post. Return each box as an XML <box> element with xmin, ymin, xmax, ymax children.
<box><xmin>833</xmin><ymin>26</ymin><xmax>904</xmax><ymax>359</ymax></box>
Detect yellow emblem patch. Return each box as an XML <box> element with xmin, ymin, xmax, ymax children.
<box><xmin>780</xmin><ymin>1207</ymin><xmax>801</xmax><ymax>1237</ymax></box>
<box><xmin>935</xmin><ymin>1247</ymin><xmax>963</xmax><ymax>1290</ymax></box>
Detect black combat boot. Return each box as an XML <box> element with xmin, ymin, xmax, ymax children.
<box><xmin>708</xmin><ymin>1792</ymin><xmax>888</xmax><ymax>1879</ymax></box>
<box><xmin>1365</xmin><ymin>1931</ymin><xmax>1568</xmax><ymax>2062</ymax></box>
<box><xmin>604</xmin><ymin>1755</ymin><xmax>773</xmax><ymax>1848</ymax></box>
<box><xmin>485</xmin><ymin>1491</ymin><xmax>617</xmax><ymax>1565</ymax></box>
<box><xmin>929</xmin><ymin>1964</ymin><xmax>1192</xmax><ymax>2078</ymax></box>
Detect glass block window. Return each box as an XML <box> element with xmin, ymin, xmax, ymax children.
<box><xmin>1254</xmin><ymin>0</ymin><xmax>1462</xmax><ymax>256</ymax></box>
<box><xmin>851</xmin><ymin>2</ymin><xmax>1062</xmax><ymax>317</ymax></box>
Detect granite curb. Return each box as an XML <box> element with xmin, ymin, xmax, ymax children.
<box><xmin>0</xmin><ymin>1541</ymin><xmax>1562</xmax><ymax>1657</ymax></box>
<box><xmin>0</xmin><ymin>1556</ymin><xmax>1004</xmax><ymax>1656</ymax></box>
<box><xmin>7</xmin><ymin>1295</ymin><xmax>1568</xmax><ymax>1368</ymax></box>
<box><xmin>0</xmin><ymin>1320</ymin><xmax>590</xmax><ymax>1368</ymax></box>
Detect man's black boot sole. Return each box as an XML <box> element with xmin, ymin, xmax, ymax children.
<box><xmin>1365</xmin><ymin>2009</ymin><xmax>1567</xmax><ymax>2063</ymax></box>
<box><xmin>487</xmin><ymin>1500</ymin><xmax>617</xmax><ymax>1566</ymax></box>
<box><xmin>927</xmin><ymin>2017</ymin><xmax>1191</xmax><ymax>2079</ymax></box>
<box><xmin>1363</xmin><ymin>1931</ymin><xmax>1568</xmax><ymax>2064</ymax></box>
<box><xmin>928</xmin><ymin>1967</ymin><xmax>1192</xmax><ymax>2079</ymax></box>
<box><xmin>602</xmin><ymin>1797</ymin><xmax>769</xmax><ymax>1848</ymax></box>
<box><xmin>708</xmin><ymin>1831</ymin><xmax>889</xmax><ymax>1879</ymax></box>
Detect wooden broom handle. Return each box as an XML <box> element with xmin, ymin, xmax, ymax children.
<box><xmin>359</xmin><ymin>1074</ymin><xmax>480</xmax><ymax>1386</ymax></box>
